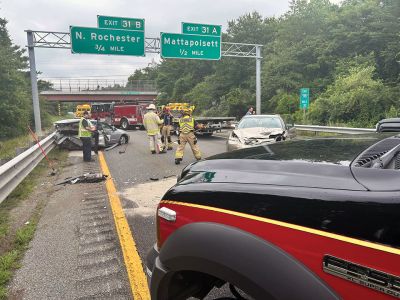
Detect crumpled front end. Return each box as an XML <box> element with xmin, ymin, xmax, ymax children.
<box><xmin>227</xmin><ymin>127</ymin><xmax>286</xmax><ymax>151</ymax></box>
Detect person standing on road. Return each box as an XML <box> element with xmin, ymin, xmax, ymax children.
<box><xmin>160</xmin><ymin>107</ymin><xmax>174</xmax><ymax>150</ymax></box>
<box><xmin>175</xmin><ymin>110</ymin><xmax>201</xmax><ymax>165</ymax></box>
<box><xmin>143</xmin><ymin>104</ymin><xmax>166</xmax><ymax>154</ymax></box>
<box><xmin>245</xmin><ymin>106</ymin><xmax>255</xmax><ymax>116</ymax></box>
<box><xmin>79</xmin><ymin>110</ymin><xmax>96</xmax><ymax>162</ymax></box>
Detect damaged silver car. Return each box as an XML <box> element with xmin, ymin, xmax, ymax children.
<box><xmin>54</xmin><ymin>119</ymin><xmax>129</xmax><ymax>150</ymax></box>
<box><xmin>227</xmin><ymin>114</ymin><xmax>294</xmax><ymax>151</ymax></box>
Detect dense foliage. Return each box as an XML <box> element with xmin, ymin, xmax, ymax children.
<box><xmin>0</xmin><ymin>18</ymin><xmax>31</xmax><ymax>139</ymax></box>
<box><xmin>132</xmin><ymin>0</ymin><xmax>400</xmax><ymax>126</ymax></box>
<box><xmin>0</xmin><ymin>18</ymin><xmax>55</xmax><ymax>139</ymax></box>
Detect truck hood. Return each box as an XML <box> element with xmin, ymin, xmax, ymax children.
<box><xmin>179</xmin><ymin>159</ymin><xmax>365</xmax><ymax>191</ymax></box>
<box><xmin>178</xmin><ymin>135</ymin><xmax>394</xmax><ymax>191</ymax></box>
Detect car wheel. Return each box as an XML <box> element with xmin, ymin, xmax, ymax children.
<box><xmin>119</xmin><ymin>135</ymin><xmax>128</xmax><ymax>144</ymax></box>
<box><xmin>121</xmin><ymin>119</ymin><xmax>129</xmax><ymax>130</ymax></box>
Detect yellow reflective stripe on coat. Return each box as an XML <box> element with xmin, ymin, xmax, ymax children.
<box><xmin>79</xmin><ymin>118</ymin><xmax>92</xmax><ymax>138</ymax></box>
<box><xmin>143</xmin><ymin>112</ymin><xmax>162</xmax><ymax>135</ymax></box>
<box><xmin>179</xmin><ymin>117</ymin><xmax>194</xmax><ymax>134</ymax></box>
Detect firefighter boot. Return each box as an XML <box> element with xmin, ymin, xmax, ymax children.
<box><xmin>175</xmin><ymin>158</ymin><xmax>182</xmax><ymax>165</ymax></box>
<box><xmin>167</xmin><ymin>136</ymin><xmax>173</xmax><ymax>150</ymax></box>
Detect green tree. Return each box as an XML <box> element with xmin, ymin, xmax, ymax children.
<box><xmin>128</xmin><ymin>0</ymin><xmax>400</xmax><ymax>121</ymax></box>
<box><xmin>309</xmin><ymin>65</ymin><xmax>393</xmax><ymax>127</ymax></box>
<box><xmin>0</xmin><ymin>18</ymin><xmax>30</xmax><ymax>139</ymax></box>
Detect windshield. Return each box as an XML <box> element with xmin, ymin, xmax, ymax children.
<box><xmin>238</xmin><ymin>116</ymin><xmax>283</xmax><ymax>129</ymax></box>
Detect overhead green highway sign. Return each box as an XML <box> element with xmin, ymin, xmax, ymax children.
<box><xmin>160</xmin><ymin>32</ymin><xmax>221</xmax><ymax>60</ymax></box>
<box><xmin>70</xmin><ymin>26</ymin><xmax>145</xmax><ymax>56</ymax></box>
<box><xmin>182</xmin><ymin>22</ymin><xmax>221</xmax><ymax>36</ymax></box>
<box><xmin>97</xmin><ymin>15</ymin><xmax>144</xmax><ymax>31</ymax></box>
<box><xmin>300</xmin><ymin>88</ymin><xmax>310</xmax><ymax>109</ymax></box>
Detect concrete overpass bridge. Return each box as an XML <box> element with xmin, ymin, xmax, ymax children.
<box><xmin>40</xmin><ymin>79</ymin><xmax>158</xmax><ymax>103</ymax></box>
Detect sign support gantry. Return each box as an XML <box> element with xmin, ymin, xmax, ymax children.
<box><xmin>26</xmin><ymin>30</ymin><xmax>262</xmax><ymax>133</ymax></box>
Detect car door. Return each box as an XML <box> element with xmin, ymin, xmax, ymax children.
<box><xmin>100</xmin><ymin>122</ymin><xmax>115</xmax><ymax>144</ymax></box>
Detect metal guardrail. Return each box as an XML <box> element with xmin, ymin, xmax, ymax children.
<box><xmin>294</xmin><ymin>124</ymin><xmax>376</xmax><ymax>135</ymax></box>
<box><xmin>0</xmin><ymin>132</ymin><xmax>56</xmax><ymax>204</ymax></box>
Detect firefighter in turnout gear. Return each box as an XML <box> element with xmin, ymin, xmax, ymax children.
<box><xmin>143</xmin><ymin>104</ymin><xmax>166</xmax><ymax>154</ymax></box>
<box><xmin>175</xmin><ymin>110</ymin><xmax>201</xmax><ymax>165</ymax></box>
<box><xmin>160</xmin><ymin>107</ymin><xmax>174</xmax><ymax>150</ymax></box>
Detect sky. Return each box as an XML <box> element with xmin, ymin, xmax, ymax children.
<box><xmin>1</xmin><ymin>0</ymin><xmax>342</xmax><ymax>85</ymax></box>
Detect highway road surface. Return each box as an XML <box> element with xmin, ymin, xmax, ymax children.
<box><xmin>103</xmin><ymin>129</ymin><xmax>235</xmax><ymax>298</ymax></box>
<box><xmin>9</xmin><ymin>128</ymin><xmax>247</xmax><ymax>299</ymax></box>
<box><xmin>104</xmin><ymin>130</ymin><xmax>229</xmax><ymax>263</ymax></box>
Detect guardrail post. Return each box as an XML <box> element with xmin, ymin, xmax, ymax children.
<box><xmin>26</xmin><ymin>30</ymin><xmax>42</xmax><ymax>135</ymax></box>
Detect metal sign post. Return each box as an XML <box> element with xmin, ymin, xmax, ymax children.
<box><xmin>256</xmin><ymin>45</ymin><xmax>261</xmax><ymax>115</ymax></box>
<box><xmin>26</xmin><ymin>27</ymin><xmax>264</xmax><ymax>129</ymax></box>
<box><xmin>26</xmin><ymin>30</ymin><xmax>42</xmax><ymax>135</ymax></box>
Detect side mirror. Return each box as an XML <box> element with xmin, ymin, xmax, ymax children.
<box><xmin>112</xmin><ymin>126</ymin><xmax>116</xmax><ymax>131</ymax></box>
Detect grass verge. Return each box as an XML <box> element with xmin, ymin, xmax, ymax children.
<box><xmin>0</xmin><ymin>114</ymin><xmax>73</xmax><ymax>160</ymax></box>
<box><xmin>0</xmin><ymin>149</ymin><xmax>68</xmax><ymax>299</ymax></box>
<box><xmin>0</xmin><ymin>135</ymin><xmax>32</xmax><ymax>160</ymax></box>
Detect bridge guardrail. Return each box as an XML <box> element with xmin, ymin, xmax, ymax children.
<box><xmin>0</xmin><ymin>132</ymin><xmax>56</xmax><ymax>204</ymax></box>
<box><xmin>294</xmin><ymin>124</ymin><xmax>376</xmax><ymax>135</ymax></box>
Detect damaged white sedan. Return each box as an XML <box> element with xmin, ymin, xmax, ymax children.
<box><xmin>227</xmin><ymin>114</ymin><xmax>294</xmax><ymax>151</ymax></box>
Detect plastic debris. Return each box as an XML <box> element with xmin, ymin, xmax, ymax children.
<box><xmin>56</xmin><ymin>173</ymin><xmax>108</xmax><ymax>185</ymax></box>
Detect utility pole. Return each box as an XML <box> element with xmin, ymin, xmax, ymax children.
<box><xmin>256</xmin><ymin>45</ymin><xmax>262</xmax><ymax>114</ymax></box>
<box><xmin>26</xmin><ymin>30</ymin><xmax>42</xmax><ymax>134</ymax></box>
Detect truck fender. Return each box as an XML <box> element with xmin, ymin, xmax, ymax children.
<box><xmin>153</xmin><ymin>222</ymin><xmax>340</xmax><ymax>300</ymax></box>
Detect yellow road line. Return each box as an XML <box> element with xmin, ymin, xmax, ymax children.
<box><xmin>98</xmin><ymin>152</ymin><xmax>150</xmax><ymax>300</ymax></box>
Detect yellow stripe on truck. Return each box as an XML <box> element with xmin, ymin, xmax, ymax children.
<box><xmin>99</xmin><ymin>152</ymin><xmax>150</xmax><ymax>300</ymax></box>
<box><xmin>161</xmin><ymin>200</ymin><xmax>400</xmax><ymax>256</ymax></box>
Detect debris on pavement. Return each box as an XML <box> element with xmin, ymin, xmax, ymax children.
<box><xmin>56</xmin><ymin>173</ymin><xmax>108</xmax><ymax>185</ymax></box>
<box><xmin>105</xmin><ymin>143</ymin><xmax>119</xmax><ymax>151</ymax></box>
<box><xmin>150</xmin><ymin>177</ymin><xmax>159</xmax><ymax>181</ymax></box>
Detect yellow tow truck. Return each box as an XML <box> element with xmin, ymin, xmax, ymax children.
<box><xmin>163</xmin><ymin>102</ymin><xmax>235</xmax><ymax>136</ymax></box>
<box><xmin>75</xmin><ymin>104</ymin><xmax>91</xmax><ymax>117</ymax></box>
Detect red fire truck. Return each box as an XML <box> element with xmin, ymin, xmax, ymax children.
<box><xmin>91</xmin><ymin>102</ymin><xmax>149</xmax><ymax>129</ymax></box>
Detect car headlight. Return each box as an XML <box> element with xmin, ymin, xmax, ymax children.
<box><xmin>229</xmin><ymin>132</ymin><xmax>240</xmax><ymax>141</ymax></box>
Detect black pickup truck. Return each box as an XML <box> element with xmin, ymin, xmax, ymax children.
<box><xmin>147</xmin><ymin>133</ymin><xmax>400</xmax><ymax>300</ymax></box>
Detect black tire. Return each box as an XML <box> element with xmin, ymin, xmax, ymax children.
<box><xmin>119</xmin><ymin>135</ymin><xmax>128</xmax><ymax>144</ymax></box>
<box><xmin>121</xmin><ymin>119</ymin><xmax>129</xmax><ymax>130</ymax></box>
<box><xmin>139</xmin><ymin>125</ymin><xmax>145</xmax><ymax>130</ymax></box>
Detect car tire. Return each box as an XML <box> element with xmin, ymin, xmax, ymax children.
<box><xmin>119</xmin><ymin>135</ymin><xmax>128</xmax><ymax>145</ymax></box>
<box><xmin>121</xmin><ymin>119</ymin><xmax>129</xmax><ymax>130</ymax></box>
